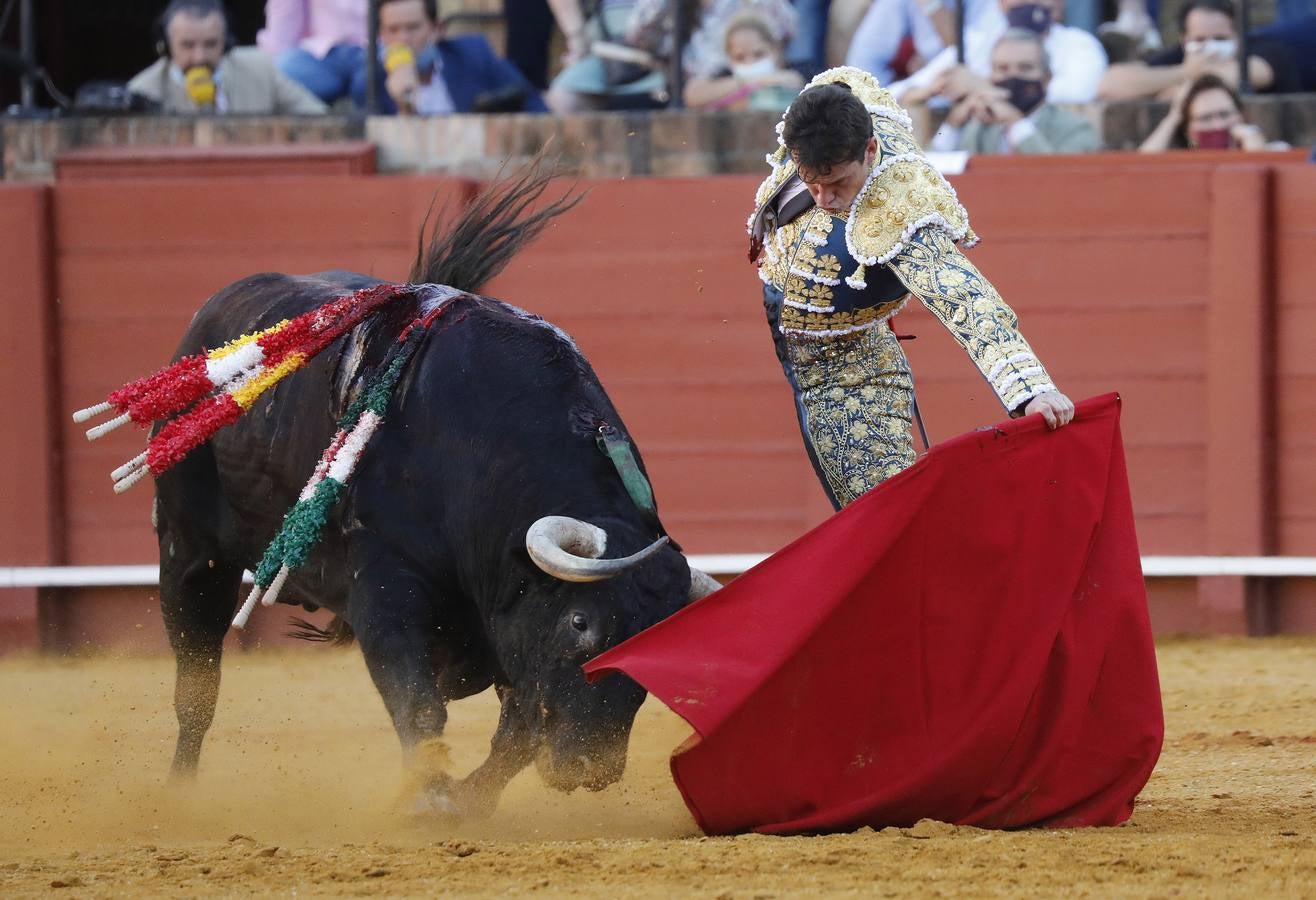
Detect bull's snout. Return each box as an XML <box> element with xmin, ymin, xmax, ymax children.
<box><xmin>535</xmin><ymin>743</ymin><xmax>627</xmax><ymax>793</ymax></box>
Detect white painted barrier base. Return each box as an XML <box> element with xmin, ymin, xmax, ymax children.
<box><xmin>6</xmin><ymin>557</ymin><xmax>1316</xmax><ymax>589</ymax></box>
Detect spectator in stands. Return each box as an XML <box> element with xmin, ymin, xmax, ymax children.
<box><xmin>684</xmin><ymin>9</ymin><xmax>803</xmax><ymax>109</ymax></box>
<box><xmin>129</xmin><ymin>0</ymin><xmax>327</xmax><ymax>114</ymax></box>
<box><xmin>505</xmin><ymin>0</ymin><xmax>559</xmax><ymax>89</ymax></box>
<box><xmin>544</xmin><ymin>0</ymin><xmax>668</xmax><ymax>112</ymax></box>
<box><xmin>1097</xmin><ymin>0</ymin><xmax>1162</xmax><ymax>54</ymax></box>
<box><xmin>356</xmin><ymin>0</ymin><xmax>547</xmax><ymax>113</ymax></box>
<box><xmin>845</xmin><ymin>0</ymin><xmax>997</xmax><ymax>86</ymax></box>
<box><xmin>546</xmin><ymin>0</ymin><xmax>795</xmax><ymax>112</ymax></box>
<box><xmin>890</xmin><ymin>0</ymin><xmax>1107</xmax><ymax>106</ymax></box>
<box><xmin>257</xmin><ymin>0</ymin><xmax>368</xmax><ymax>106</ymax></box>
<box><xmin>1139</xmin><ymin>73</ymin><xmax>1288</xmax><ymax>151</ymax></box>
<box><xmin>786</xmin><ymin>0</ymin><xmax>830</xmax><ymax>75</ymax></box>
<box><xmin>627</xmin><ymin>0</ymin><xmax>796</xmax><ymax>78</ymax></box>
<box><xmin>1252</xmin><ymin>14</ymin><xmax>1316</xmax><ymax>92</ymax></box>
<box><xmin>930</xmin><ymin>29</ymin><xmax>1100</xmax><ymax>154</ymax></box>
<box><xmin>1098</xmin><ymin>0</ymin><xmax>1301</xmax><ymax>101</ymax></box>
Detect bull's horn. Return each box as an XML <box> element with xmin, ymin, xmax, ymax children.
<box><xmin>526</xmin><ymin>516</ymin><xmax>669</xmax><ymax>583</ymax></box>
<box><xmin>688</xmin><ymin>567</ymin><xmax>722</xmax><ymax>600</ymax></box>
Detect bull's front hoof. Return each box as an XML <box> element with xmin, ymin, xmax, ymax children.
<box><xmin>407</xmin><ymin>776</ymin><xmax>498</xmax><ymax>820</ymax></box>
<box><xmin>402</xmin><ymin>739</ymin><xmax>462</xmax><ymax>818</ymax></box>
<box><xmin>410</xmin><ymin>777</ymin><xmax>461</xmax><ymax>816</ymax></box>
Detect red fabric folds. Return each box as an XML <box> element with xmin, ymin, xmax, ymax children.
<box><xmin>585</xmin><ymin>393</ymin><xmax>1163</xmax><ymax>835</ymax></box>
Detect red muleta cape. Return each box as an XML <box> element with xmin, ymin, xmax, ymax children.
<box><xmin>585</xmin><ymin>393</ymin><xmax>1163</xmax><ymax>835</ymax></box>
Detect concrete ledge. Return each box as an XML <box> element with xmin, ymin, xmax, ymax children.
<box><xmin>6</xmin><ymin>95</ymin><xmax>1313</xmax><ymax>182</ymax></box>
<box><xmin>55</xmin><ymin>141</ymin><xmax>377</xmax><ymax>180</ymax></box>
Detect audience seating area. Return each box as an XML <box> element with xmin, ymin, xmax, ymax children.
<box><xmin>2</xmin><ymin>93</ymin><xmax>1313</xmax><ymax>183</ymax></box>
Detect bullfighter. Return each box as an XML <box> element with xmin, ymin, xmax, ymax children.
<box><xmin>748</xmin><ymin>66</ymin><xmax>1075</xmax><ymax>508</ymax></box>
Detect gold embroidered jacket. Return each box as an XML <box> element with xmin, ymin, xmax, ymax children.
<box><xmin>748</xmin><ymin>66</ymin><xmax>1058</xmax><ymax>414</ymax></box>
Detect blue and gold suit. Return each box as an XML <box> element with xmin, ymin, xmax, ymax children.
<box><xmin>750</xmin><ymin>67</ymin><xmax>1058</xmax><ymax>510</ymax></box>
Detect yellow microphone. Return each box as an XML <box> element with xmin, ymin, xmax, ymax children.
<box><xmin>184</xmin><ymin>66</ymin><xmax>216</xmax><ymax>107</ymax></box>
<box><xmin>383</xmin><ymin>44</ymin><xmax>415</xmax><ymax>73</ymax></box>
<box><xmin>383</xmin><ymin>45</ymin><xmax>417</xmax><ymax>111</ymax></box>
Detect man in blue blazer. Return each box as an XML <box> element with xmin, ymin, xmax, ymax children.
<box><xmin>356</xmin><ymin>0</ymin><xmax>547</xmax><ymax>114</ymax></box>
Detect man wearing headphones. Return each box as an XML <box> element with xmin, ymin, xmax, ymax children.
<box><xmin>129</xmin><ymin>0</ymin><xmax>327</xmax><ymax>114</ymax></box>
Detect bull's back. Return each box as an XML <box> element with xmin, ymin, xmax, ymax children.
<box><xmin>165</xmin><ymin>271</ymin><xmax>386</xmax><ymax>572</ymax></box>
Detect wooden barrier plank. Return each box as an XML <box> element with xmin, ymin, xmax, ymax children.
<box><xmin>952</xmin><ymin>165</ymin><xmax>1212</xmax><ymax>238</ymax></box>
<box><xmin>0</xmin><ymin>185</ymin><xmax>58</xmax><ymax>651</ymax></box>
<box><xmin>1273</xmin><ymin>167</ymin><xmax>1316</xmax><ymax>558</ymax></box>
<box><xmin>55</xmin><ymin>142</ymin><xmax>377</xmax><ymax>181</ymax></box>
<box><xmin>960</xmin><ymin>238</ymin><xmax>1208</xmax><ymax>311</ymax></box>
<box><xmin>1200</xmin><ymin>165</ymin><xmax>1275</xmax><ymax>633</ymax></box>
<box><xmin>52</xmin><ymin>175</ymin><xmax>464</xmax><ymax>250</ymax></box>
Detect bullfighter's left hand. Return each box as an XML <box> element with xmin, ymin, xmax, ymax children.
<box><xmin>1025</xmin><ymin>391</ymin><xmax>1075</xmax><ymax>430</ymax></box>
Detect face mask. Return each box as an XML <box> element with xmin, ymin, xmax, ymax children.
<box><xmin>1192</xmin><ymin>127</ymin><xmax>1233</xmax><ymax>149</ymax></box>
<box><xmin>996</xmin><ymin>76</ymin><xmax>1046</xmax><ymax>114</ymax></box>
<box><xmin>731</xmin><ymin>56</ymin><xmax>778</xmax><ymax>80</ymax></box>
<box><xmin>1006</xmin><ymin>3</ymin><xmax>1053</xmax><ymax>33</ymax></box>
<box><xmin>1185</xmin><ymin>38</ymin><xmax>1237</xmax><ymax>59</ymax></box>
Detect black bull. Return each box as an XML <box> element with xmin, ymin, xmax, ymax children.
<box><xmin>153</xmin><ymin>173</ymin><xmax>717</xmax><ymax>816</ymax></box>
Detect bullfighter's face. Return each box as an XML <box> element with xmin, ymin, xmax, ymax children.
<box><xmin>794</xmin><ymin>137</ymin><xmax>878</xmax><ymax>216</ymax></box>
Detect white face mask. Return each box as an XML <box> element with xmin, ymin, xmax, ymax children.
<box><xmin>731</xmin><ymin>56</ymin><xmax>778</xmax><ymax>80</ymax></box>
<box><xmin>1186</xmin><ymin>37</ymin><xmax>1237</xmax><ymax>59</ymax></box>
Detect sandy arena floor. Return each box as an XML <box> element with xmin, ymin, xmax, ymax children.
<box><xmin>0</xmin><ymin>637</ymin><xmax>1313</xmax><ymax>897</ymax></box>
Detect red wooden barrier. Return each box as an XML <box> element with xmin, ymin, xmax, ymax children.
<box><xmin>2</xmin><ymin>154</ymin><xmax>1314</xmax><ymax>650</ymax></box>
<box><xmin>0</xmin><ymin>185</ymin><xmax>59</xmax><ymax>651</ymax></box>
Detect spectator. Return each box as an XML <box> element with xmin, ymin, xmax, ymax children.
<box><xmin>357</xmin><ymin>0</ymin><xmax>547</xmax><ymax>114</ymax></box>
<box><xmin>891</xmin><ymin>0</ymin><xmax>1107</xmax><ymax>105</ymax></box>
<box><xmin>1139</xmin><ymin>73</ymin><xmax>1289</xmax><ymax>151</ymax></box>
<box><xmin>786</xmin><ymin>0</ymin><xmax>830</xmax><ymax>75</ymax></box>
<box><xmin>1097</xmin><ymin>0</ymin><xmax>1162</xmax><ymax>53</ymax></box>
<box><xmin>1277</xmin><ymin>0</ymin><xmax>1315</xmax><ymax>24</ymax></box>
<box><xmin>546</xmin><ymin>0</ymin><xmax>795</xmax><ymax>113</ymax></box>
<box><xmin>129</xmin><ymin>0</ymin><xmax>327</xmax><ymax>114</ymax></box>
<box><xmin>257</xmin><ymin>0</ymin><xmax>368</xmax><ymax>106</ymax></box>
<box><xmin>1253</xmin><ymin>14</ymin><xmax>1316</xmax><ymax>92</ymax></box>
<box><xmin>845</xmin><ymin>0</ymin><xmax>998</xmax><ymax>86</ymax></box>
<box><xmin>684</xmin><ymin>10</ymin><xmax>803</xmax><ymax>109</ymax></box>
<box><xmin>545</xmin><ymin>0</ymin><xmax>669</xmax><ymax>112</ymax></box>
<box><xmin>504</xmin><ymin>0</ymin><xmax>559</xmax><ymax>90</ymax></box>
<box><xmin>930</xmin><ymin>29</ymin><xmax>1100</xmax><ymax>153</ymax></box>
<box><xmin>627</xmin><ymin>0</ymin><xmax>796</xmax><ymax>79</ymax></box>
<box><xmin>1098</xmin><ymin>0</ymin><xmax>1302</xmax><ymax>101</ymax></box>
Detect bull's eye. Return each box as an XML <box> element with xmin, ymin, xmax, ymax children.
<box><xmin>570</xmin><ymin>612</ymin><xmax>589</xmax><ymax>632</ymax></box>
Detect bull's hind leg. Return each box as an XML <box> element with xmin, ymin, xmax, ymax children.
<box><xmin>153</xmin><ymin>428</ymin><xmax>247</xmax><ymax>779</ymax></box>
<box><xmin>160</xmin><ymin>552</ymin><xmax>242</xmax><ymax>778</ymax></box>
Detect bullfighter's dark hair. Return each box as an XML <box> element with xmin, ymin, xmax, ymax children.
<box><xmin>379</xmin><ymin>0</ymin><xmax>440</xmax><ymax>22</ymax></box>
<box><xmin>409</xmin><ymin>157</ymin><xmax>583</xmax><ymax>294</ymax></box>
<box><xmin>781</xmin><ymin>83</ymin><xmax>872</xmax><ymax>176</ymax></box>
<box><xmin>1177</xmin><ymin>0</ymin><xmax>1235</xmax><ymax>31</ymax></box>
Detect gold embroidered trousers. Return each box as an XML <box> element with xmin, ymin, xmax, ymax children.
<box><xmin>762</xmin><ymin>279</ymin><xmax>917</xmax><ymax>510</ymax></box>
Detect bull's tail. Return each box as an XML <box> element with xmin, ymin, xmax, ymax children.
<box><xmin>285</xmin><ymin>615</ymin><xmax>356</xmax><ymax>647</ymax></box>
<box><xmin>410</xmin><ymin>158</ymin><xmax>582</xmax><ymax>294</ymax></box>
